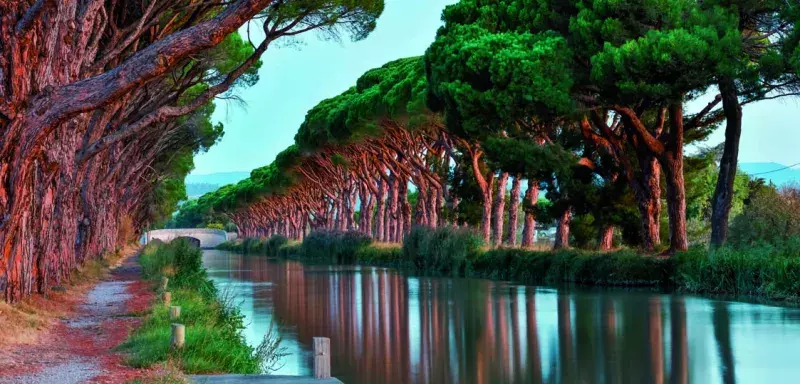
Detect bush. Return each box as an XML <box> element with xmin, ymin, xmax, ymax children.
<box><xmin>675</xmin><ymin>238</ymin><xmax>800</xmax><ymax>299</ymax></box>
<box><xmin>263</xmin><ymin>235</ymin><xmax>288</xmax><ymax>256</ymax></box>
<box><xmin>730</xmin><ymin>184</ymin><xmax>800</xmax><ymax>246</ymax></box>
<box><xmin>355</xmin><ymin>244</ymin><xmax>405</xmax><ymax>267</ymax></box>
<box><xmin>300</xmin><ymin>230</ymin><xmax>372</xmax><ymax>263</ymax></box>
<box><xmin>402</xmin><ymin>226</ymin><xmax>483</xmax><ymax>273</ymax></box>
<box><xmin>471</xmin><ymin>247</ymin><xmax>670</xmax><ymax>286</ymax></box>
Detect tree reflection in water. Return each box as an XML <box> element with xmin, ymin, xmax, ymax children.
<box><xmin>204</xmin><ymin>250</ymin><xmax>800</xmax><ymax>384</ymax></box>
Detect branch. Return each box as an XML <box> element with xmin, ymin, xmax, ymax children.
<box><xmin>613</xmin><ymin>106</ymin><xmax>664</xmax><ymax>155</ymax></box>
<box><xmin>77</xmin><ymin>34</ymin><xmax>271</xmax><ymax>162</ymax></box>
<box><xmin>15</xmin><ymin>0</ymin><xmax>54</xmax><ymax>35</ymax></box>
<box><xmin>16</xmin><ymin>0</ymin><xmax>275</xmax><ymax>157</ymax></box>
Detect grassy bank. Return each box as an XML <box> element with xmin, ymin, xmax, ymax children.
<box><xmin>119</xmin><ymin>240</ymin><xmax>275</xmax><ymax>374</ymax></box>
<box><xmin>220</xmin><ymin>228</ymin><xmax>800</xmax><ymax>302</ymax></box>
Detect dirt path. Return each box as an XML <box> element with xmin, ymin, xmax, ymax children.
<box><xmin>0</xmin><ymin>252</ymin><xmax>154</xmax><ymax>384</ymax></box>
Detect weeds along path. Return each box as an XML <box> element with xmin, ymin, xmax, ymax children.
<box><xmin>0</xmin><ymin>251</ymin><xmax>154</xmax><ymax>383</ymax></box>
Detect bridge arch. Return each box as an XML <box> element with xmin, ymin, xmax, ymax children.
<box><xmin>143</xmin><ymin>228</ymin><xmax>230</xmax><ymax>249</ymax></box>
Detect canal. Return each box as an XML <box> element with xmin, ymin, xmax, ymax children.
<box><xmin>203</xmin><ymin>249</ymin><xmax>800</xmax><ymax>384</ymax></box>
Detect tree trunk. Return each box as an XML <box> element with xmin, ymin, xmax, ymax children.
<box><xmin>506</xmin><ymin>175</ymin><xmax>521</xmax><ymax>246</ymax></box>
<box><xmin>598</xmin><ymin>225</ymin><xmax>614</xmax><ymax>251</ymax></box>
<box><xmin>663</xmin><ymin>104</ymin><xmax>688</xmax><ymax>253</ymax></box>
<box><xmin>710</xmin><ymin>77</ymin><xmax>742</xmax><ymax>247</ymax></box>
<box><xmin>387</xmin><ymin>174</ymin><xmax>399</xmax><ymax>243</ymax></box>
<box><xmin>375</xmin><ymin>177</ymin><xmax>387</xmax><ymax>241</ymax></box>
<box><xmin>635</xmin><ymin>157</ymin><xmax>662</xmax><ymax>251</ymax></box>
<box><xmin>553</xmin><ymin>209</ymin><xmax>572</xmax><ymax>250</ymax></box>
<box><xmin>398</xmin><ymin>177</ymin><xmax>411</xmax><ymax>241</ymax></box>
<box><xmin>664</xmin><ymin>160</ymin><xmax>688</xmax><ymax>253</ymax></box>
<box><xmin>521</xmin><ymin>180</ymin><xmax>538</xmax><ymax>248</ymax></box>
<box><xmin>492</xmin><ymin>172</ymin><xmax>508</xmax><ymax>246</ymax></box>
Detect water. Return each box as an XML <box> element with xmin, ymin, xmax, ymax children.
<box><xmin>203</xmin><ymin>249</ymin><xmax>800</xmax><ymax>384</ymax></box>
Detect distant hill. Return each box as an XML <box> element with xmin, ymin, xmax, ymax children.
<box><xmin>740</xmin><ymin>162</ymin><xmax>800</xmax><ymax>186</ymax></box>
<box><xmin>185</xmin><ymin>171</ymin><xmax>250</xmax><ymax>186</ymax></box>
<box><xmin>186</xmin><ymin>183</ymin><xmax>221</xmax><ymax>198</ymax></box>
<box><xmin>184</xmin><ymin>171</ymin><xmax>250</xmax><ymax>198</ymax></box>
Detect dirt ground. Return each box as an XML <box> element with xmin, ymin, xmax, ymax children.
<box><xmin>0</xmin><ymin>250</ymin><xmax>156</xmax><ymax>383</ymax></box>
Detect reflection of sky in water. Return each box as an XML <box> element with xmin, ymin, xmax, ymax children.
<box><xmin>205</xmin><ymin>254</ymin><xmax>308</xmax><ymax>376</ymax></box>
<box><xmin>204</xmin><ymin>250</ymin><xmax>800</xmax><ymax>384</ymax></box>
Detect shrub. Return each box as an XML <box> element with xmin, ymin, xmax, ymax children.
<box><xmin>402</xmin><ymin>226</ymin><xmax>483</xmax><ymax>273</ymax></box>
<box><xmin>355</xmin><ymin>244</ymin><xmax>405</xmax><ymax>266</ymax></box>
<box><xmin>300</xmin><ymin>230</ymin><xmax>372</xmax><ymax>263</ymax></box>
<box><xmin>263</xmin><ymin>235</ymin><xmax>288</xmax><ymax>256</ymax></box>
<box><xmin>730</xmin><ymin>184</ymin><xmax>800</xmax><ymax>246</ymax></box>
<box><xmin>675</xmin><ymin>238</ymin><xmax>800</xmax><ymax>299</ymax></box>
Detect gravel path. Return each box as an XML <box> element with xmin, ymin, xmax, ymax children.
<box><xmin>0</xmin><ymin>252</ymin><xmax>153</xmax><ymax>384</ymax></box>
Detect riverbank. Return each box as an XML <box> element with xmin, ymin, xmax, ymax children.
<box><xmin>220</xmin><ymin>228</ymin><xmax>800</xmax><ymax>302</ymax></box>
<box><xmin>118</xmin><ymin>240</ymin><xmax>276</xmax><ymax>377</ymax></box>
<box><xmin>0</xmin><ymin>245</ymin><xmax>158</xmax><ymax>383</ymax></box>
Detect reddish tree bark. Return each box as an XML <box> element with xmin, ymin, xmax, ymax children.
<box><xmin>492</xmin><ymin>172</ymin><xmax>509</xmax><ymax>246</ymax></box>
<box><xmin>553</xmin><ymin>210</ymin><xmax>572</xmax><ymax>250</ymax></box>
<box><xmin>506</xmin><ymin>175</ymin><xmax>521</xmax><ymax>246</ymax></box>
<box><xmin>521</xmin><ymin>180</ymin><xmax>539</xmax><ymax>248</ymax></box>
<box><xmin>598</xmin><ymin>225</ymin><xmax>615</xmax><ymax>251</ymax></box>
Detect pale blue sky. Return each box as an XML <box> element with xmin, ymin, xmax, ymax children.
<box><xmin>192</xmin><ymin>0</ymin><xmax>800</xmax><ymax>176</ymax></box>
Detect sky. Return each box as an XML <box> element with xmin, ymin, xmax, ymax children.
<box><xmin>191</xmin><ymin>0</ymin><xmax>800</xmax><ymax>177</ymax></box>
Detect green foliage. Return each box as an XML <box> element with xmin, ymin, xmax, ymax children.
<box><xmin>205</xmin><ymin>223</ymin><xmax>225</xmax><ymax>230</ymax></box>
<box><xmin>675</xmin><ymin>238</ymin><xmax>800</xmax><ymax>299</ymax></box>
<box><xmin>402</xmin><ymin>226</ymin><xmax>484</xmax><ymax>273</ymax></box>
<box><xmin>295</xmin><ymin>57</ymin><xmax>434</xmax><ymax>151</ymax></box>
<box><xmin>299</xmin><ymin>230</ymin><xmax>373</xmax><ymax>263</ymax></box>
<box><xmin>729</xmin><ymin>184</ymin><xmax>800</xmax><ymax>246</ymax></box>
<box><xmin>125</xmin><ymin>241</ymin><xmax>270</xmax><ymax>374</ymax></box>
<box><xmin>354</xmin><ymin>244</ymin><xmax>405</xmax><ymax>267</ymax></box>
<box><xmin>472</xmin><ymin>247</ymin><xmax>672</xmax><ymax>286</ymax></box>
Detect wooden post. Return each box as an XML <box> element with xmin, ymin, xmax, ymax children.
<box><xmin>171</xmin><ymin>323</ymin><xmax>185</xmax><ymax>349</ymax></box>
<box><xmin>159</xmin><ymin>277</ymin><xmax>169</xmax><ymax>291</ymax></box>
<box><xmin>313</xmin><ymin>337</ymin><xmax>331</xmax><ymax>379</ymax></box>
<box><xmin>162</xmin><ymin>291</ymin><xmax>171</xmax><ymax>306</ymax></box>
<box><xmin>169</xmin><ymin>306</ymin><xmax>181</xmax><ymax>320</ymax></box>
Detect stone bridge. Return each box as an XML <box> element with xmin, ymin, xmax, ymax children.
<box><xmin>142</xmin><ymin>228</ymin><xmax>236</xmax><ymax>249</ymax></box>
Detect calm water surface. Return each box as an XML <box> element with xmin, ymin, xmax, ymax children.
<box><xmin>203</xmin><ymin>249</ymin><xmax>800</xmax><ymax>384</ymax></box>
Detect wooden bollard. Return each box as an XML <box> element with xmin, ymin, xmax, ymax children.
<box><xmin>171</xmin><ymin>323</ymin><xmax>185</xmax><ymax>349</ymax></box>
<box><xmin>169</xmin><ymin>306</ymin><xmax>181</xmax><ymax>320</ymax></box>
<box><xmin>159</xmin><ymin>276</ymin><xmax>169</xmax><ymax>291</ymax></box>
<box><xmin>162</xmin><ymin>291</ymin><xmax>171</xmax><ymax>306</ymax></box>
<box><xmin>313</xmin><ymin>337</ymin><xmax>331</xmax><ymax>379</ymax></box>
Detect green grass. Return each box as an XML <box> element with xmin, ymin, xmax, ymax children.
<box><xmin>675</xmin><ymin>238</ymin><xmax>800</xmax><ymax>300</ymax></box>
<box><xmin>120</xmin><ymin>240</ymin><xmax>270</xmax><ymax>374</ymax></box>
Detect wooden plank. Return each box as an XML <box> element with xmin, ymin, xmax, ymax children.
<box><xmin>313</xmin><ymin>337</ymin><xmax>331</xmax><ymax>379</ymax></box>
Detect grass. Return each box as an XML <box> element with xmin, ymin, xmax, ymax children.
<box><xmin>224</xmin><ymin>231</ymin><xmax>800</xmax><ymax>302</ymax></box>
<box><xmin>119</xmin><ymin>239</ymin><xmax>281</xmax><ymax>374</ymax></box>
<box><xmin>675</xmin><ymin>238</ymin><xmax>800</xmax><ymax>300</ymax></box>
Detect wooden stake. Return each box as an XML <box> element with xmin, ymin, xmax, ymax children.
<box><xmin>169</xmin><ymin>306</ymin><xmax>181</xmax><ymax>320</ymax></box>
<box><xmin>313</xmin><ymin>337</ymin><xmax>331</xmax><ymax>379</ymax></box>
<box><xmin>171</xmin><ymin>323</ymin><xmax>185</xmax><ymax>349</ymax></box>
<box><xmin>159</xmin><ymin>276</ymin><xmax>169</xmax><ymax>291</ymax></box>
<box><xmin>162</xmin><ymin>291</ymin><xmax>171</xmax><ymax>306</ymax></box>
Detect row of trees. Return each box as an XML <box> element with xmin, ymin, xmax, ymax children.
<box><xmin>176</xmin><ymin>0</ymin><xmax>800</xmax><ymax>256</ymax></box>
<box><xmin>0</xmin><ymin>0</ymin><xmax>385</xmax><ymax>302</ymax></box>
